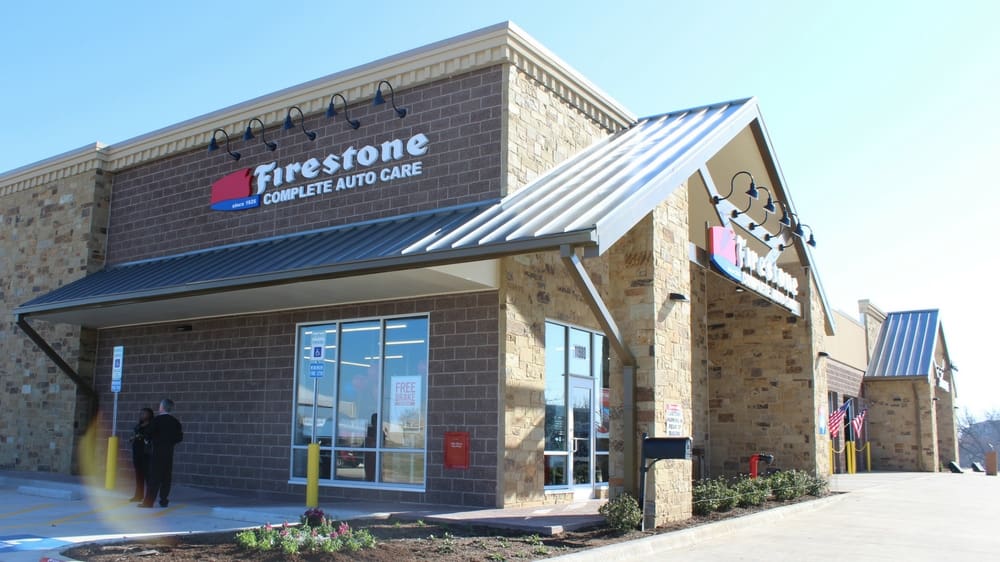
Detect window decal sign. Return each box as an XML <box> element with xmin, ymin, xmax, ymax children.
<box><xmin>708</xmin><ymin>225</ymin><xmax>801</xmax><ymax>315</ymax></box>
<box><xmin>209</xmin><ymin>132</ymin><xmax>428</xmax><ymax>212</ymax></box>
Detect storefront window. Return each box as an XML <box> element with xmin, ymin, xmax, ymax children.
<box><xmin>291</xmin><ymin>316</ymin><xmax>428</xmax><ymax>489</ymax></box>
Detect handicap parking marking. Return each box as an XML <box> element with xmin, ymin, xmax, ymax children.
<box><xmin>0</xmin><ymin>534</ymin><xmax>72</xmax><ymax>553</ymax></box>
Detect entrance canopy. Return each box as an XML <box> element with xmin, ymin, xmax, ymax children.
<box><xmin>17</xmin><ymin>97</ymin><xmax>831</xmax><ymax>330</ymax></box>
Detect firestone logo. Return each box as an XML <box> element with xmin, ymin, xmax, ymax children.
<box><xmin>708</xmin><ymin>225</ymin><xmax>801</xmax><ymax>315</ymax></box>
<box><xmin>210</xmin><ymin>133</ymin><xmax>428</xmax><ymax>212</ymax></box>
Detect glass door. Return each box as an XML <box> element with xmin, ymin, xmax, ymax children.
<box><xmin>570</xmin><ymin>377</ymin><xmax>594</xmax><ymax>499</ymax></box>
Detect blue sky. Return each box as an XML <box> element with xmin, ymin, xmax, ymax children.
<box><xmin>2</xmin><ymin>1</ymin><xmax>997</xmax><ymax>416</ymax></box>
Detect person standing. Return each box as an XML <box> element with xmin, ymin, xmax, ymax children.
<box><xmin>140</xmin><ymin>398</ymin><xmax>183</xmax><ymax>508</ymax></box>
<box><xmin>129</xmin><ymin>407</ymin><xmax>154</xmax><ymax>501</ymax></box>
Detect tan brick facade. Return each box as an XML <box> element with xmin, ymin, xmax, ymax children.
<box><xmin>1</xmin><ymin>168</ymin><xmax>110</xmax><ymax>472</ymax></box>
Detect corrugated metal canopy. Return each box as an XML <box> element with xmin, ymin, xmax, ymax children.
<box><xmin>16</xmin><ymin>97</ymin><xmax>768</xmax><ymax>327</ymax></box>
<box><xmin>406</xmin><ymin>98</ymin><xmax>759</xmax><ymax>256</ymax></box>
<box><xmin>866</xmin><ymin>310</ymin><xmax>940</xmax><ymax>377</ymax></box>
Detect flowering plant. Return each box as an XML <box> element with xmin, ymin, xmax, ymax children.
<box><xmin>235</xmin><ymin>512</ymin><xmax>376</xmax><ymax>555</ymax></box>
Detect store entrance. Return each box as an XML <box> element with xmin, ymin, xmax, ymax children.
<box><xmin>569</xmin><ymin>377</ymin><xmax>595</xmax><ymax>499</ymax></box>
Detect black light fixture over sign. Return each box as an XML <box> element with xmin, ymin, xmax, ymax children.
<box><xmin>326</xmin><ymin>93</ymin><xmax>361</xmax><ymax>129</ymax></box>
<box><xmin>243</xmin><ymin>118</ymin><xmax>277</xmax><ymax>151</ymax></box>
<box><xmin>208</xmin><ymin>129</ymin><xmax>241</xmax><ymax>161</ymax></box>
<box><xmin>373</xmin><ymin>80</ymin><xmax>407</xmax><ymax>118</ymax></box>
<box><xmin>283</xmin><ymin>106</ymin><xmax>317</xmax><ymax>140</ymax></box>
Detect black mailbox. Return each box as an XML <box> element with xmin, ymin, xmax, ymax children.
<box><xmin>642</xmin><ymin>437</ymin><xmax>692</xmax><ymax>461</ymax></box>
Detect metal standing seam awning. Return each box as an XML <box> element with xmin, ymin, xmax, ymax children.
<box><xmin>866</xmin><ymin>309</ymin><xmax>954</xmax><ymax>387</ymax></box>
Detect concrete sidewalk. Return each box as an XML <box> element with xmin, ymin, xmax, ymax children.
<box><xmin>548</xmin><ymin>471</ymin><xmax>1000</xmax><ymax>561</ymax></box>
<box><xmin>2</xmin><ymin>470</ymin><xmax>996</xmax><ymax>561</ymax></box>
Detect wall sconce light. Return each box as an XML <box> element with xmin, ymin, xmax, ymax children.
<box><xmin>818</xmin><ymin>351</ymin><xmax>830</xmax><ymax>357</ymax></box>
<box><xmin>208</xmin><ymin>129</ymin><xmax>241</xmax><ymax>161</ymax></box>
<box><xmin>739</xmin><ymin>185</ymin><xmax>778</xmax><ymax>223</ymax></box>
<box><xmin>242</xmin><ymin>118</ymin><xmax>277</xmax><ymax>151</ymax></box>
<box><xmin>283</xmin><ymin>106</ymin><xmax>317</xmax><ymax>140</ymax></box>
<box><xmin>714</xmin><ymin>170</ymin><xmax>757</xmax><ymax>204</ymax></box>
<box><xmin>326</xmin><ymin>93</ymin><xmax>361</xmax><ymax>129</ymax></box>
<box><xmin>373</xmin><ymin>80</ymin><xmax>407</xmax><ymax>118</ymax></box>
<box><xmin>668</xmin><ymin>292</ymin><xmax>690</xmax><ymax>302</ymax></box>
<box><xmin>797</xmin><ymin>223</ymin><xmax>817</xmax><ymax>247</ymax></box>
<box><xmin>947</xmin><ymin>363</ymin><xmax>959</xmax><ymax>372</ymax></box>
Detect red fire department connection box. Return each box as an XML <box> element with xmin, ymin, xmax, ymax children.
<box><xmin>444</xmin><ymin>431</ymin><xmax>470</xmax><ymax>469</ymax></box>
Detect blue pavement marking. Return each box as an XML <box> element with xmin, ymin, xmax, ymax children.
<box><xmin>0</xmin><ymin>534</ymin><xmax>72</xmax><ymax>553</ymax></box>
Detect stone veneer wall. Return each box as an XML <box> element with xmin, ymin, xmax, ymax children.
<box><xmin>864</xmin><ymin>378</ymin><xmax>938</xmax><ymax>471</ymax></box>
<box><xmin>690</xmin><ymin>265</ymin><xmax>710</xmax><ymax>480</ymax></box>
<box><xmin>705</xmin><ymin>264</ymin><xmax>822</xmax><ymax>476</ymax></box>
<box><xmin>0</xmin><ymin>169</ymin><xmax>110</xmax><ymax>473</ymax></box>
<box><xmin>497</xmin><ymin>64</ymin><xmax>613</xmax><ymax>507</ymax></box>
<box><xmin>91</xmin><ymin>293</ymin><xmax>499</xmax><ymax>506</ymax></box>
<box><xmin>933</xmin><ymin>343</ymin><xmax>958</xmax><ymax>466</ymax></box>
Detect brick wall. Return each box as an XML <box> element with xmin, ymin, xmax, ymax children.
<box><xmin>704</xmin><ymin>264</ymin><xmax>819</xmax><ymax>476</ymax></box>
<box><xmin>497</xmin><ymin>64</ymin><xmax>614</xmax><ymax>507</ymax></box>
<box><xmin>107</xmin><ymin>67</ymin><xmax>505</xmax><ymax>265</ymax></box>
<box><xmin>1</xmin><ymin>169</ymin><xmax>110</xmax><ymax>473</ymax></box>
<box><xmin>865</xmin><ymin>378</ymin><xmax>938</xmax><ymax>471</ymax></box>
<box><xmin>92</xmin><ymin>292</ymin><xmax>499</xmax><ymax>506</ymax></box>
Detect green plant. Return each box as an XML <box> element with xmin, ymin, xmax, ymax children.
<box><xmin>693</xmin><ymin>477</ymin><xmax>740</xmax><ymax>515</ymax></box>
<box><xmin>768</xmin><ymin>469</ymin><xmax>810</xmax><ymax>501</ymax></box>
<box><xmin>233</xmin><ymin>519</ymin><xmax>375</xmax><ymax>555</ymax></box>
<box><xmin>734</xmin><ymin>476</ymin><xmax>771</xmax><ymax>507</ymax></box>
<box><xmin>599</xmin><ymin>492</ymin><xmax>643</xmax><ymax>531</ymax></box>
<box><xmin>805</xmin><ymin>473</ymin><xmax>829</xmax><ymax>496</ymax></box>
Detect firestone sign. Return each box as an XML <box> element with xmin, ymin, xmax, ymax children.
<box><xmin>708</xmin><ymin>226</ymin><xmax>801</xmax><ymax>315</ymax></box>
<box><xmin>210</xmin><ymin>132</ymin><xmax>429</xmax><ymax>211</ymax></box>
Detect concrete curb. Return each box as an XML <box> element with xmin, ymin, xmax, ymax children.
<box><xmin>544</xmin><ymin>493</ymin><xmax>847</xmax><ymax>561</ymax></box>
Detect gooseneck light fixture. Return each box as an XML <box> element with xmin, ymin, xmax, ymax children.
<box><xmin>326</xmin><ymin>93</ymin><xmax>361</xmax><ymax>129</ymax></box>
<box><xmin>283</xmin><ymin>106</ymin><xmax>317</xmax><ymax>140</ymax></box>
<box><xmin>714</xmin><ymin>170</ymin><xmax>758</xmax><ymax>204</ymax></box>
<box><xmin>373</xmin><ymin>80</ymin><xmax>407</xmax><ymax>118</ymax></box>
<box><xmin>208</xmin><ymin>129</ymin><xmax>241</xmax><ymax>161</ymax></box>
<box><xmin>242</xmin><ymin>118</ymin><xmax>277</xmax><ymax>151</ymax></box>
<box><xmin>747</xmin><ymin>187</ymin><xmax>777</xmax><ymax>230</ymax></box>
<box><xmin>798</xmin><ymin>223</ymin><xmax>817</xmax><ymax>247</ymax></box>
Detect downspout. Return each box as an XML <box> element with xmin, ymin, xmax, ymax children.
<box><xmin>560</xmin><ymin>245</ymin><xmax>639</xmax><ymax>495</ymax></box>
<box><xmin>16</xmin><ymin>314</ymin><xmax>99</xmax><ymax>408</ymax></box>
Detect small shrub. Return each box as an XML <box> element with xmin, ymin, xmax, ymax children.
<box><xmin>805</xmin><ymin>473</ymin><xmax>829</xmax><ymax>496</ymax></box>
<box><xmin>692</xmin><ymin>478</ymin><xmax>722</xmax><ymax>515</ymax></box>
<box><xmin>715</xmin><ymin>478</ymin><xmax>739</xmax><ymax>512</ymax></box>
<box><xmin>734</xmin><ymin>476</ymin><xmax>770</xmax><ymax>507</ymax></box>
<box><xmin>599</xmin><ymin>492</ymin><xmax>643</xmax><ymax>531</ymax></box>
<box><xmin>768</xmin><ymin>470</ymin><xmax>810</xmax><ymax>501</ymax></box>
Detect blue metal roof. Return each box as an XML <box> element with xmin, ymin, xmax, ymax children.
<box><xmin>16</xmin><ymin>201</ymin><xmax>496</xmax><ymax>314</ymax></box>
<box><xmin>866</xmin><ymin>310</ymin><xmax>940</xmax><ymax>378</ymax></box>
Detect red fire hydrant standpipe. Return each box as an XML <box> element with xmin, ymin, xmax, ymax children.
<box><xmin>749</xmin><ymin>453</ymin><xmax>775</xmax><ymax>478</ymax></box>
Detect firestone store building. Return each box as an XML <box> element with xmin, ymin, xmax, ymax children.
<box><xmin>0</xmin><ymin>22</ymin><xmax>959</xmax><ymax>526</ymax></box>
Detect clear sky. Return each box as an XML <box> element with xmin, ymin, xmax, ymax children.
<box><xmin>2</xmin><ymin>1</ymin><xmax>997</xmax><ymax>416</ymax></box>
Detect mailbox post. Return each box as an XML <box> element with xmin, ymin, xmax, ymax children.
<box><xmin>638</xmin><ymin>432</ymin><xmax>692</xmax><ymax>531</ymax></box>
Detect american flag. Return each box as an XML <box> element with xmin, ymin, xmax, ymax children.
<box><xmin>851</xmin><ymin>408</ymin><xmax>867</xmax><ymax>438</ymax></box>
<box><xmin>828</xmin><ymin>399</ymin><xmax>852</xmax><ymax>438</ymax></box>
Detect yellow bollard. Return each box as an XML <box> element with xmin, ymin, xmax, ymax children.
<box><xmin>847</xmin><ymin>441</ymin><xmax>856</xmax><ymax>474</ymax></box>
<box><xmin>865</xmin><ymin>442</ymin><xmax>872</xmax><ymax>472</ymax></box>
<box><xmin>306</xmin><ymin>443</ymin><xmax>320</xmax><ymax>508</ymax></box>
<box><xmin>105</xmin><ymin>436</ymin><xmax>119</xmax><ymax>490</ymax></box>
<box><xmin>829</xmin><ymin>443</ymin><xmax>834</xmax><ymax>474</ymax></box>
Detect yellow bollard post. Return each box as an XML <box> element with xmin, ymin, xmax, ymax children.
<box><xmin>847</xmin><ymin>441</ymin><xmax>856</xmax><ymax>474</ymax></box>
<box><xmin>105</xmin><ymin>436</ymin><xmax>119</xmax><ymax>490</ymax></box>
<box><xmin>830</xmin><ymin>443</ymin><xmax>834</xmax><ymax>474</ymax></box>
<box><xmin>306</xmin><ymin>442</ymin><xmax>319</xmax><ymax>508</ymax></box>
<box><xmin>865</xmin><ymin>442</ymin><xmax>871</xmax><ymax>472</ymax></box>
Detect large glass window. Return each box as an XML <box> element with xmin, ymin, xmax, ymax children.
<box><xmin>291</xmin><ymin>316</ymin><xmax>428</xmax><ymax>489</ymax></box>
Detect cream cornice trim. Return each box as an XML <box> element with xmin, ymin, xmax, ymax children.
<box><xmin>1</xmin><ymin>22</ymin><xmax>636</xmax><ymax>196</ymax></box>
<box><xmin>0</xmin><ymin>143</ymin><xmax>108</xmax><ymax>197</ymax></box>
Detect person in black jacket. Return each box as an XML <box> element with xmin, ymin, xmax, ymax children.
<box><xmin>129</xmin><ymin>407</ymin><xmax>154</xmax><ymax>501</ymax></box>
<box><xmin>139</xmin><ymin>398</ymin><xmax>183</xmax><ymax>508</ymax></box>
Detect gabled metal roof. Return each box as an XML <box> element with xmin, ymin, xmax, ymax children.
<box><xmin>406</xmin><ymin>98</ymin><xmax>759</xmax><ymax>256</ymax></box>
<box><xmin>16</xmin><ymin>97</ymin><xmax>774</xmax><ymax>325</ymax></box>
<box><xmin>866</xmin><ymin>310</ymin><xmax>940</xmax><ymax>378</ymax></box>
